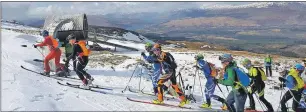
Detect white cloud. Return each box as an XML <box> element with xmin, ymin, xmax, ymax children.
<box><xmin>1</xmin><ymin>2</ymin><xmax>252</xmax><ymax>20</ymax></box>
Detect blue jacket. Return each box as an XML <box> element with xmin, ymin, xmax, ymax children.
<box><xmin>142</xmin><ymin>52</ymin><xmax>162</xmax><ymax>88</ymax></box>
<box><xmin>197</xmin><ymin>60</ymin><xmax>213</xmax><ymax>84</ymax></box>
<box><xmin>142</xmin><ymin>51</ymin><xmax>155</xmax><ymax>63</ymax></box>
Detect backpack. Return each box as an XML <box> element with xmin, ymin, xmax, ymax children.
<box><xmin>234</xmin><ymin>67</ymin><xmax>251</xmax><ymax>87</ymax></box>
<box><xmin>254</xmin><ymin>67</ymin><xmax>267</xmax><ymax>81</ymax></box>
<box><xmin>78</xmin><ymin>40</ymin><xmax>91</xmax><ymax>56</ymax></box>
<box><xmin>163</xmin><ymin>52</ymin><xmax>177</xmax><ymax>69</ymax></box>
<box><xmin>208</xmin><ymin>62</ymin><xmax>218</xmax><ymax>77</ymax></box>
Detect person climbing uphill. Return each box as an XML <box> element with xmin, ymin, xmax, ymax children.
<box><xmin>241</xmin><ymin>59</ymin><xmax>274</xmax><ymax>112</ymax></box>
<box><xmin>279</xmin><ymin>63</ymin><xmax>305</xmax><ymax>112</ymax></box>
<box><xmin>150</xmin><ymin>44</ymin><xmax>189</xmax><ymax>107</ymax></box>
<box><xmin>66</xmin><ymin>35</ymin><xmax>94</xmax><ymax>89</ymax></box>
<box><xmin>194</xmin><ymin>54</ymin><xmax>227</xmax><ymax>110</ymax></box>
<box><xmin>141</xmin><ymin>42</ymin><xmax>163</xmax><ymax>95</ymax></box>
<box><xmin>216</xmin><ymin>53</ymin><xmax>247</xmax><ymax>112</ymax></box>
<box><xmin>33</xmin><ymin>30</ymin><xmax>63</xmax><ymax>76</ymax></box>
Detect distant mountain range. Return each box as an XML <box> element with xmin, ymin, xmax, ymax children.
<box><xmin>19</xmin><ymin>2</ymin><xmax>306</xmax><ymax>29</ymax></box>
<box><xmin>13</xmin><ymin>2</ymin><xmax>306</xmax><ymax>57</ymax></box>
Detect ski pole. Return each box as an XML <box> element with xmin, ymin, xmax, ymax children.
<box><xmin>122</xmin><ymin>63</ymin><xmax>139</xmax><ymax>93</ymax></box>
<box><xmin>179</xmin><ymin>72</ymin><xmax>186</xmax><ymax>95</ymax></box>
<box><xmin>139</xmin><ymin>66</ymin><xmax>142</xmax><ymax>92</ymax></box>
<box><xmin>192</xmin><ymin>69</ymin><xmax>198</xmax><ymax>93</ymax></box>
<box><xmin>35</xmin><ymin>47</ymin><xmax>45</xmax><ymax>58</ymax></box>
<box><xmin>277</xmin><ymin>82</ymin><xmax>284</xmax><ymax>111</ymax></box>
<box><xmin>197</xmin><ymin>71</ymin><xmax>205</xmax><ymax>103</ymax></box>
<box><xmin>254</xmin><ymin>93</ymin><xmax>267</xmax><ymax>111</ymax></box>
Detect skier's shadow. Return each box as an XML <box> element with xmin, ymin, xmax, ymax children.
<box><xmin>24</xmin><ymin>59</ymin><xmax>44</xmax><ymax>69</ymax></box>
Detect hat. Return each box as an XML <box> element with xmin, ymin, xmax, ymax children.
<box><xmin>219</xmin><ymin>54</ymin><xmax>233</xmax><ymax>63</ymax></box>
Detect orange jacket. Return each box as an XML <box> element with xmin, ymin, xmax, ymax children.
<box><xmin>36</xmin><ymin>36</ymin><xmax>59</xmax><ymax>51</ymax></box>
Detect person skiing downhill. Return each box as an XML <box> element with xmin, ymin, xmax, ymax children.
<box><xmin>216</xmin><ymin>53</ymin><xmax>247</xmax><ymax>112</ymax></box>
<box><xmin>279</xmin><ymin>63</ymin><xmax>305</xmax><ymax>112</ymax></box>
<box><xmin>141</xmin><ymin>42</ymin><xmax>163</xmax><ymax>95</ymax></box>
<box><xmin>34</xmin><ymin>30</ymin><xmax>63</xmax><ymax>76</ymax></box>
<box><xmin>241</xmin><ymin>59</ymin><xmax>274</xmax><ymax>112</ymax></box>
<box><xmin>194</xmin><ymin>54</ymin><xmax>227</xmax><ymax>110</ymax></box>
<box><xmin>66</xmin><ymin>34</ymin><xmax>93</xmax><ymax>89</ymax></box>
<box><xmin>150</xmin><ymin>44</ymin><xmax>189</xmax><ymax>107</ymax></box>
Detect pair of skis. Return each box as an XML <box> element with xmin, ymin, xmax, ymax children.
<box><xmin>21</xmin><ymin>65</ymin><xmax>113</xmax><ymax>92</ymax></box>
<box><xmin>57</xmin><ymin>81</ymin><xmax>112</xmax><ymax>94</ymax></box>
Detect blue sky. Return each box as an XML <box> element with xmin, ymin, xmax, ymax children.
<box><xmin>1</xmin><ymin>2</ymin><xmax>253</xmax><ymax>20</ymax></box>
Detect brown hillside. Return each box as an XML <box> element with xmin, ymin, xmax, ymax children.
<box><xmin>162</xmin><ymin>17</ymin><xmax>260</xmax><ymax>27</ymax></box>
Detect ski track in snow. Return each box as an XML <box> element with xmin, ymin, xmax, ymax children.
<box><xmin>1</xmin><ymin>26</ymin><xmax>294</xmax><ymax>111</ymax></box>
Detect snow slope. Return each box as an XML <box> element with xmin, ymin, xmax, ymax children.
<box><xmin>100</xmin><ymin>32</ymin><xmax>154</xmax><ymax>44</ymax></box>
<box><xmin>1</xmin><ymin>22</ymin><xmax>40</xmax><ymax>31</ymax></box>
<box><xmin>1</xmin><ymin>24</ymin><xmax>295</xmax><ymax>111</ymax></box>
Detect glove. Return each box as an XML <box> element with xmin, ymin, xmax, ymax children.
<box><xmin>279</xmin><ymin>77</ymin><xmax>287</xmax><ymax>83</ymax></box>
<box><xmin>33</xmin><ymin>45</ymin><xmax>37</xmax><ymax>48</ymax></box>
<box><xmin>247</xmin><ymin>87</ymin><xmax>252</xmax><ymax>93</ymax></box>
<box><xmin>141</xmin><ymin>52</ymin><xmax>145</xmax><ymax>56</ymax></box>
<box><xmin>280</xmin><ymin>83</ymin><xmax>286</xmax><ymax>88</ymax></box>
<box><xmin>213</xmin><ymin>78</ymin><xmax>218</xmax><ymax>84</ymax></box>
<box><xmin>193</xmin><ymin>65</ymin><xmax>200</xmax><ymax>69</ymax></box>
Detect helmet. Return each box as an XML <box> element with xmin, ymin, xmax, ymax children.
<box><xmin>67</xmin><ymin>34</ymin><xmax>76</xmax><ymax>41</ymax></box>
<box><xmin>241</xmin><ymin>58</ymin><xmax>251</xmax><ymax>67</ymax></box>
<box><xmin>294</xmin><ymin>63</ymin><xmax>305</xmax><ymax>71</ymax></box>
<box><xmin>219</xmin><ymin>54</ymin><xmax>233</xmax><ymax>63</ymax></box>
<box><xmin>145</xmin><ymin>42</ymin><xmax>153</xmax><ymax>48</ymax></box>
<box><xmin>253</xmin><ymin>61</ymin><xmax>261</xmax><ymax>66</ymax></box>
<box><xmin>153</xmin><ymin>43</ymin><xmax>161</xmax><ymax>49</ymax></box>
<box><xmin>194</xmin><ymin>54</ymin><xmax>204</xmax><ymax>60</ymax></box>
<box><xmin>41</xmin><ymin>30</ymin><xmax>49</xmax><ymax>37</ymax></box>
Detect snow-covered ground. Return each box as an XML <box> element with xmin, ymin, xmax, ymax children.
<box><xmin>101</xmin><ymin>32</ymin><xmax>154</xmax><ymax>44</ymax></box>
<box><xmin>1</xmin><ymin>22</ymin><xmax>40</xmax><ymax>31</ymax></box>
<box><xmin>1</xmin><ymin>24</ymin><xmax>296</xmax><ymax>111</ymax></box>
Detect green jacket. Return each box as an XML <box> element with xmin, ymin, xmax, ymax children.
<box><xmin>65</xmin><ymin>43</ymin><xmax>73</xmax><ymax>54</ymax></box>
<box><xmin>218</xmin><ymin>62</ymin><xmax>242</xmax><ymax>90</ymax></box>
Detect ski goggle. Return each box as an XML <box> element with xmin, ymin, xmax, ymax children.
<box><xmin>151</xmin><ymin>48</ymin><xmax>161</xmax><ymax>52</ymax></box>
<box><xmin>219</xmin><ymin>56</ymin><xmax>227</xmax><ymax>63</ymax></box>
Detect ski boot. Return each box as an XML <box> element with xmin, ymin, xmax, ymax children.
<box><xmin>87</xmin><ymin>77</ymin><xmax>94</xmax><ymax>86</ymax></box>
<box><xmin>178</xmin><ymin>99</ymin><xmax>190</xmax><ymax>107</ymax></box>
<box><xmin>200</xmin><ymin>103</ymin><xmax>212</xmax><ymax>109</ymax></box>
<box><xmin>152</xmin><ymin>99</ymin><xmax>164</xmax><ymax>105</ymax></box>
<box><xmin>220</xmin><ymin>103</ymin><xmax>228</xmax><ymax>110</ymax></box>
<box><xmin>81</xmin><ymin>79</ymin><xmax>90</xmax><ymax>90</ymax></box>
<box><xmin>153</xmin><ymin>87</ymin><xmax>158</xmax><ymax>95</ymax></box>
<box><xmin>43</xmin><ymin>71</ymin><xmax>50</xmax><ymax>77</ymax></box>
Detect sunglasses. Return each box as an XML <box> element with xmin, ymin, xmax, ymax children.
<box><xmin>152</xmin><ymin>48</ymin><xmax>161</xmax><ymax>52</ymax></box>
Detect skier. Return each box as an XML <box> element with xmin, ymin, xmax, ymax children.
<box><xmin>141</xmin><ymin>42</ymin><xmax>162</xmax><ymax>95</ymax></box>
<box><xmin>66</xmin><ymin>35</ymin><xmax>94</xmax><ymax>89</ymax></box>
<box><xmin>150</xmin><ymin>44</ymin><xmax>189</xmax><ymax>107</ymax></box>
<box><xmin>264</xmin><ymin>54</ymin><xmax>273</xmax><ymax>77</ymax></box>
<box><xmin>33</xmin><ymin>30</ymin><xmax>63</xmax><ymax>76</ymax></box>
<box><xmin>64</xmin><ymin>34</ymin><xmax>75</xmax><ymax>72</ymax></box>
<box><xmin>279</xmin><ymin>63</ymin><xmax>305</xmax><ymax>112</ymax></box>
<box><xmin>216</xmin><ymin>53</ymin><xmax>247</xmax><ymax>112</ymax></box>
<box><xmin>241</xmin><ymin>59</ymin><xmax>274</xmax><ymax>112</ymax></box>
<box><xmin>194</xmin><ymin>54</ymin><xmax>227</xmax><ymax>110</ymax></box>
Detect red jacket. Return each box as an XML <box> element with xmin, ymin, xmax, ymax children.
<box><xmin>36</xmin><ymin>36</ymin><xmax>59</xmax><ymax>51</ymax></box>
